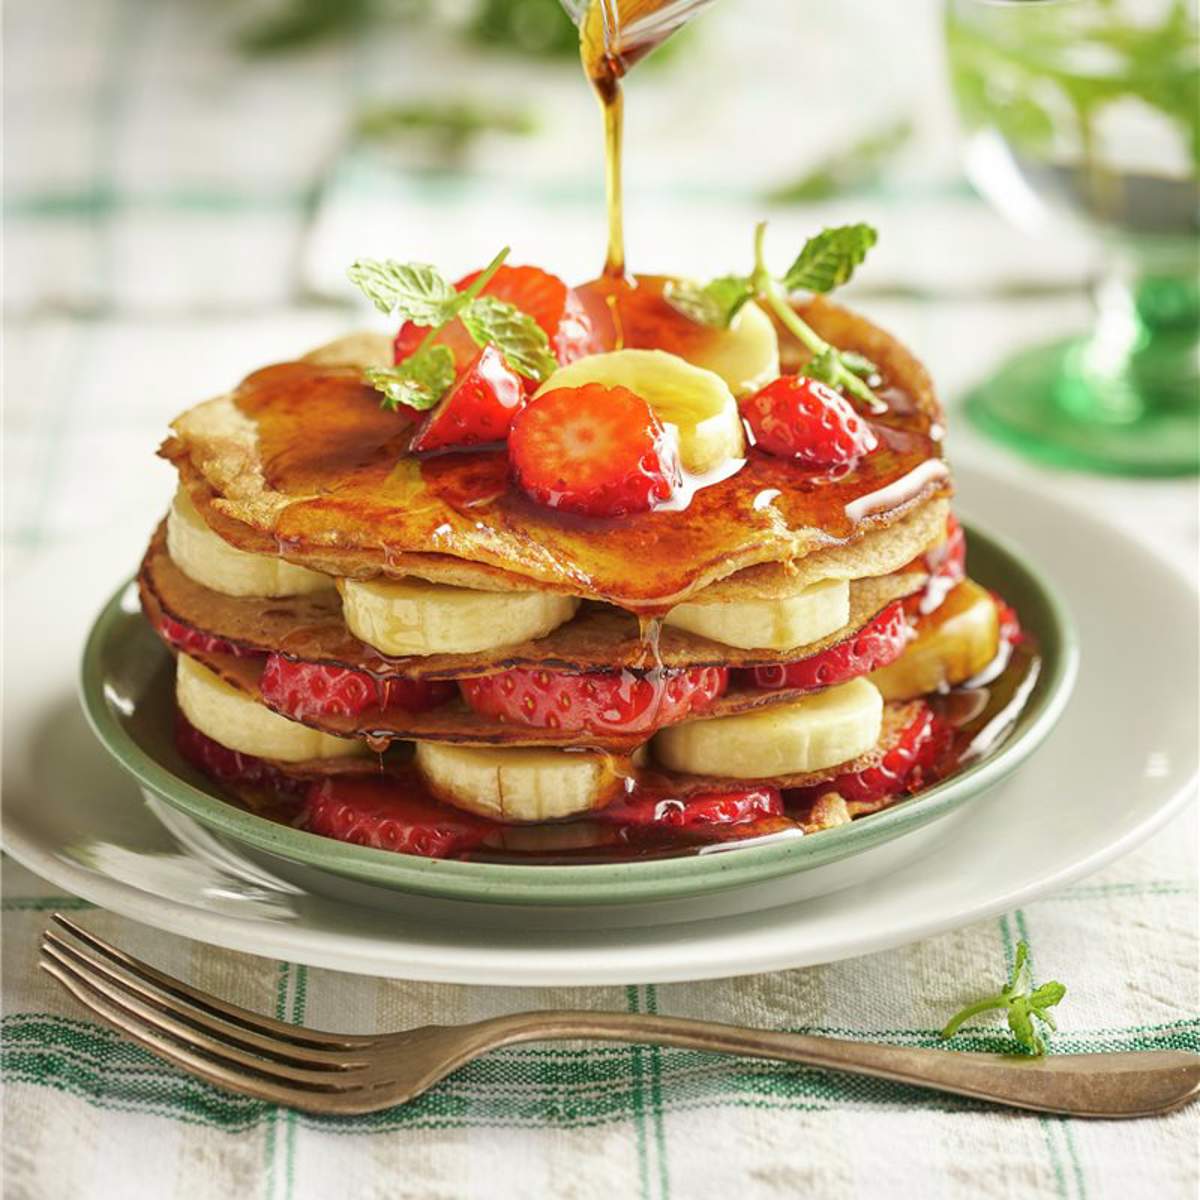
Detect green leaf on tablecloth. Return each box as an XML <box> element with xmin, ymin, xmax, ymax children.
<box><xmin>940</xmin><ymin>940</ymin><xmax>1067</xmax><ymax>1057</ymax></box>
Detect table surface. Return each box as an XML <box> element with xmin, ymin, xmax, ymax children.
<box><xmin>3</xmin><ymin>2</ymin><xmax>1197</xmax><ymax>1198</ymax></box>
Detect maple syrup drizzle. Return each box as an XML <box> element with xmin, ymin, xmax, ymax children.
<box><xmin>581</xmin><ymin>1</ymin><xmax>702</xmax><ymax>279</ymax></box>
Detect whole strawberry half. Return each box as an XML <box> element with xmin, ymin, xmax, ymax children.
<box><xmin>508</xmin><ymin>383</ymin><xmax>682</xmax><ymax>517</ymax></box>
<box><xmin>459</xmin><ymin>665</ymin><xmax>728</xmax><ymax>735</ymax></box>
<box><xmin>742</xmin><ymin>374</ymin><xmax>878</xmax><ymax>466</ymax></box>
<box><xmin>394</xmin><ymin>264</ymin><xmax>594</xmax><ymax>372</ymax></box>
<box><xmin>260</xmin><ymin>655</ymin><xmax>454</xmax><ymax>722</ymax></box>
<box><xmin>410</xmin><ymin>344</ymin><xmax>526</xmax><ymax>453</ymax></box>
<box><xmin>744</xmin><ymin>600</ymin><xmax>909</xmax><ymax>691</ymax></box>
<box><xmin>305</xmin><ymin>775</ymin><xmax>492</xmax><ymax>858</ymax></box>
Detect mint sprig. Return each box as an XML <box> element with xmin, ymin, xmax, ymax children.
<box><xmin>347</xmin><ymin>246</ymin><xmax>556</xmax><ymax>412</ymax></box>
<box><xmin>940</xmin><ymin>941</ymin><xmax>1067</xmax><ymax>1057</ymax></box>
<box><xmin>363</xmin><ymin>346</ymin><xmax>456</xmax><ymax>412</ymax></box>
<box><xmin>664</xmin><ymin>221</ymin><xmax>883</xmax><ymax>411</ymax></box>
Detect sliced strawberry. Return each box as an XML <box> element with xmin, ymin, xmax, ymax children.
<box><xmin>156</xmin><ymin>613</ymin><xmax>259</xmax><ymax>660</ymax></box>
<box><xmin>744</xmin><ymin>601</ymin><xmax>909</xmax><ymax>691</ymax></box>
<box><xmin>460</xmin><ymin>665</ymin><xmax>728</xmax><ymax>735</ymax></box>
<box><xmin>260</xmin><ymin>655</ymin><xmax>454</xmax><ymax>722</ymax></box>
<box><xmin>741</xmin><ymin>375</ymin><xmax>878</xmax><ymax>466</ymax></box>
<box><xmin>305</xmin><ymin>775</ymin><xmax>492</xmax><ymax>858</ymax></box>
<box><xmin>991</xmin><ymin>590</ymin><xmax>1023</xmax><ymax>645</ymax></box>
<box><xmin>597</xmin><ymin>786</ymin><xmax>782</xmax><ymax>829</ymax></box>
<box><xmin>394</xmin><ymin>264</ymin><xmax>594</xmax><ymax>372</ymax></box>
<box><xmin>785</xmin><ymin>703</ymin><xmax>946</xmax><ymax>808</ymax></box>
<box><xmin>176</xmin><ymin>715</ymin><xmax>306</xmax><ymax>796</ymax></box>
<box><xmin>916</xmin><ymin>513</ymin><xmax>966</xmax><ymax>614</ymax></box>
<box><xmin>509</xmin><ymin>383</ymin><xmax>682</xmax><ymax>517</ymax></box>
<box><xmin>410</xmin><ymin>344</ymin><xmax>525</xmax><ymax>453</ymax></box>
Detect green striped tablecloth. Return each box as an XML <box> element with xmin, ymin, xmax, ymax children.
<box><xmin>4</xmin><ymin>841</ymin><xmax>1198</xmax><ymax>1200</ymax></box>
<box><xmin>4</xmin><ymin>1</ymin><xmax>1198</xmax><ymax>1196</ymax></box>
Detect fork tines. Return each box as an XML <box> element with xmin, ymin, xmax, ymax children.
<box><xmin>39</xmin><ymin>914</ymin><xmax>375</xmax><ymax>1111</ymax></box>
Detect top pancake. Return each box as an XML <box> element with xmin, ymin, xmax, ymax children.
<box><xmin>162</xmin><ymin>297</ymin><xmax>950</xmax><ymax>610</ymax></box>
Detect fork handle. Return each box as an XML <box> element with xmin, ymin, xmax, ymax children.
<box><xmin>473</xmin><ymin>1011</ymin><xmax>1199</xmax><ymax>1119</ymax></box>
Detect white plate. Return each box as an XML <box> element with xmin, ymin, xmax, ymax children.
<box><xmin>3</xmin><ymin>463</ymin><xmax>1196</xmax><ymax>984</ymax></box>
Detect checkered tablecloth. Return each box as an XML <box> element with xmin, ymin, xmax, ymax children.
<box><xmin>3</xmin><ymin>2</ymin><xmax>1198</xmax><ymax>1198</ymax></box>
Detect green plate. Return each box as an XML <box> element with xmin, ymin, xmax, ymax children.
<box><xmin>79</xmin><ymin>522</ymin><xmax>1077</xmax><ymax>906</ymax></box>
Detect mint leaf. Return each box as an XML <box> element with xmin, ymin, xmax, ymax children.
<box><xmin>840</xmin><ymin>350</ymin><xmax>879</xmax><ymax>380</ymax></box>
<box><xmin>782</xmin><ymin>224</ymin><xmax>878</xmax><ymax>294</ymax></box>
<box><xmin>1007</xmin><ymin>1002</ymin><xmax>1041</xmax><ymax>1054</ymax></box>
<box><xmin>460</xmin><ymin>295</ymin><xmax>558</xmax><ymax>381</ymax></box>
<box><xmin>365</xmin><ymin>345</ymin><xmax>456</xmax><ymax>412</ymax></box>
<box><xmin>803</xmin><ymin>347</ymin><xmax>841</xmax><ymax>387</ymax></box>
<box><xmin>663</xmin><ymin>275</ymin><xmax>755</xmax><ymax>329</ymax></box>
<box><xmin>347</xmin><ymin>260</ymin><xmax>458</xmax><ymax>324</ymax></box>
<box><xmin>940</xmin><ymin>940</ymin><xmax>1067</xmax><ymax>1058</ymax></box>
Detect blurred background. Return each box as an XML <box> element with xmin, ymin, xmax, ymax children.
<box><xmin>4</xmin><ymin>0</ymin><xmax>1197</xmax><ymax>569</ymax></box>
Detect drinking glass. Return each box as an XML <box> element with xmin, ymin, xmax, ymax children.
<box><xmin>945</xmin><ymin>0</ymin><xmax>1199</xmax><ymax>476</ymax></box>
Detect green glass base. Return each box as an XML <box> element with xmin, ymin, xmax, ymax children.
<box><xmin>966</xmin><ymin>337</ymin><xmax>1200</xmax><ymax>477</ymax></box>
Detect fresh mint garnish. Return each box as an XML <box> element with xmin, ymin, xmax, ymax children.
<box><xmin>347</xmin><ymin>260</ymin><xmax>457</xmax><ymax>325</ymax></box>
<box><xmin>364</xmin><ymin>346</ymin><xmax>456</xmax><ymax>413</ymax></box>
<box><xmin>459</xmin><ymin>294</ymin><xmax>558</xmax><ymax>381</ymax></box>
<box><xmin>940</xmin><ymin>940</ymin><xmax>1067</xmax><ymax>1057</ymax></box>
<box><xmin>347</xmin><ymin>245</ymin><xmax>556</xmax><ymax>412</ymax></box>
<box><xmin>781</xmin><ymin>224</ymin><xmax>878</xmax><ymax>294</ymax></box>
<box><xmin>664</xmin><ymin>221</ymin><xmax>883</xmax><ymax>410</ymax></box>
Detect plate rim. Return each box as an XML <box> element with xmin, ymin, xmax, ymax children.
<box><xmin>75</xmin><ymin>518</ymin><xmax>1079</xmax><ymax>905</ymax></box>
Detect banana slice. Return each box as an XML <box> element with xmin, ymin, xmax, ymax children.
<box><xmin>535</xmin><ymin>348</ymin><xmax>744</xmax><ymax>475</ymax></box>
<box><xmin>664</xmin><ymin>576</ymin><xmax>850</xmax><ymax>651</ymax></box>
<box><xmin>340</xmin><ymin>577</ymin><xmax>578</xmax><ymax>657</ymax></box>
<box><xmin>167</xmin><ymin>488</ymin><xmax>332</xmax><ymax>599</ymax></box>
<box><xmin>871</xmin><ymin>579</ymin><xmax>1000</xmax><ymax>701</ymax></box>
<box><xmin>176</xmin><ymin>654</ymin><xmax>363</xmax><ymax>763</ymax></box>
<box><xmin>414</xmin><ymin>741</ymin><xmax>624</xmax><ymax>822</ymax></box>
<box><xmin>678</xmin><ymin>300</ymin><xmax>780</xmax><ymax>396</ymax></box>
<box><xmin>653</xmin><ymin>677</ymin><xmax>883</xmax><ymax>779</ymax></box>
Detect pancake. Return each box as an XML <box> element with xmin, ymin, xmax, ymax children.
<box><xmin>140</xmin><ymin>522</ymin><xmax>928</xmax><ymax>678</ymax></box>
<box><xmin>162</xmin><ymin>298</ymin><xmax>950</xmax><ymax>610</ymax></box>
<box><xmin>183</xmin><ymin>697</ymin><xmax>926</xmax><ymax>806</ymax></box>
<box><xmin>171</xmin><ymin>464</ymin><xmax>947</xmax><ymax>601</ymax></box>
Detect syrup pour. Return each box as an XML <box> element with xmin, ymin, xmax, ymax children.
<box><xmin>579</xmin><ymin>0</ymin><xmax>716</xmax><ymax>277</ymax></box>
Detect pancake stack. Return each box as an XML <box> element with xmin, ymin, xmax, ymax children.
<box><xmin>141</xmin><ymin>285</ymin><xmax>1010</xmax><ymax>858</ymax></box>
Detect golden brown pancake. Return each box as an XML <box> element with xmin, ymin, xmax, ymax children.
<box><xmin>140</xmin><ymin>523</ymin><xmax>927</xmax><ymax>677</ymax></box>
<box><xmin>161</xmin><ymin>298</ymin><xmax>950</xmax><ymax>610</ymax></box>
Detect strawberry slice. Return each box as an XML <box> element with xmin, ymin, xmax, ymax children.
<box><xmin>991</xmin><ymin>590</ymin><xmax>1024</xmax><ymax>645</ymax></box>
<box><xmin>741</xmin><ymin>374</ymin><xmax>878</xmax><ymax>466</ymax></box>
<box><xmin>916</xmin><ymin>513</ymin><xmax>966</xmax><ymax>614</ymax></box>
<box><xmin>260</xmin><ymin>655</ymin><xmax>454</xmax><ymax>722</ymax></box>
<box><xmin>176</xmin><ymin>715</ymin><xmax>306</xmax><ymax>797</ymax></box>
<box><xmin>460</xmin><ymin>665</ymin><xmax>728</xmax><ymax>735</ymax></box>
<box><xmin>508</xmin><ymin>383</ymin><xmax>682</xmax><ymax>517</ymax></box>
<box><xmin>744</xmin><ymin>601</ymin><xmax>909</xmax><ymax>691</ymax></box>
<box><xmin>786</xmin><ymin>703</ymin><xmax>946</xmax><ymax>808</ymax></box>
<box><xmin>156</xmin><ymin>612</ymin><xmax>259</xmax><ymax>660</ymax></box>
<box><xmin>597</xmin><ymin>786</ymin><xmax>782</xmax><ymax>829</ymax></box>
<box><xmin>394</xmin><ymin>264</ymin><xmax>594</xmax><ymax>372</ymax></box>
<box><xmin>305</xmin><ymin>775</ymin><xmax>492</xmax><ymax>858</ymax></box>
<box><xmin>410</xmin><ymin>344</ymin><xmax>525</xmax><ymax>453</ymax></box>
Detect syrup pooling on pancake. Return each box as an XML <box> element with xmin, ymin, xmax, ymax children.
<box><xmin>168</xmin><ymin>296</ymin><xmax>948</xmax><ymax>611</ymax></box>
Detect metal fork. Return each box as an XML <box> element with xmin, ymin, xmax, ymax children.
<box><xmin>39</xmin><ymin>914</ymin><xmax>1200</xmax><ymax>1118</ymax></box>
